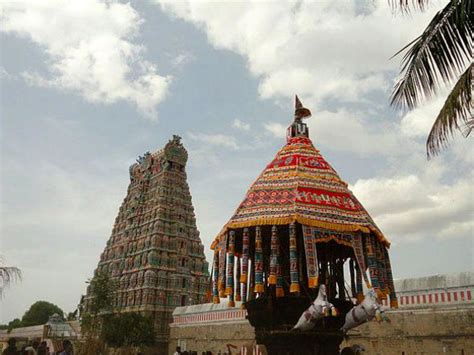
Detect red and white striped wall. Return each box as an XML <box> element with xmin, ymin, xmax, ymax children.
<box><xmin>381</xmin><ymin>287</ymin><xmax>472</xmax><ymax>307</ymax></box>
<box><xmin>172</xmin><ymin>308</ymin><xmax>247</xmax><ymax>326</ymax></box>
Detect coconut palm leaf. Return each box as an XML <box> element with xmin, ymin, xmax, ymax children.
<box><xmin>391</xmin><ymin>0</ymin><xmax>473</xmax><ymax>109</ymax></box>
<box><xmin>427</xmin><ymin>63</ymin><xmax>473</xmax><ymax>157</ymax></box>
<box><xmin>390</xmin><ymin>0</ymin><xmax>431</xmax><ymax>13</ymax></box>
<box><xmin>463</xmin><ymin>115</ymin><xmax>474</xmax><ymax>136</ymax></box>
<box><xmin>0</xmin><ymin>266</ymin><xmax>22</xmax><ymax>297</ymax></box>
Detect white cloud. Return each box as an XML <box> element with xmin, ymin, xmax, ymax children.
<box><xmin>2</xmin><ymin>160</ymin><xmax>123</xmax><ymax>238</ymax></box>
<box><xmin>187</xmin><ymin>132</ymin><xmax>239</xmax><ymax>150</ymax></box>
<box><xmin>170</xmin><ymin>52</ymin><xmax>194</xmax><ymax>69</ymax></box>
<box><xmin>309</xmin><ymin>109</ymin><xmax>406</xmax><ymax>156</ymax></box>
<box><xmin>1</xmin><ymin>1</ymin><xmax>171</xmax><ymax>119</ymax></box>
<box><xmin>232</xmin><ymin>118</ymin><xmax>250</xmax><ymax>131</ymax></box>
<box><xmin>263</xmin><ymin>108</ymin><xmax>415</xmax><ymax>157</ymax></box>
<box><xmin>0</xmin><ymin>156</ymin><xmax>126</xmax><ymax>321</ymax></box>
<box><xmin>157</xmin><ymin>0</ymin><xmax>436</xmax><ymax>104</ymax></box>
<box><xmin>400</xmin><ymin>92</ymin><xmax>447</xmax><ymax>138</ymax></box>
<box><xmin>352</xmin><ymin>167</ymin><xmax>474</xmax><ymax>243</ymax></box>
<box><xmin>0</xmin><ymin>66</ymin><xmax>15</xmax><ymax>80</ymax></box>
<box><xmin>263</xmin><ymin>122</ymin><xmax>286</xmax><ymax>138</ymax></box>
<box><xmin>156</xmin><ymin>0</ymin><xmax>474</xmax><ymax>249</ymax></box>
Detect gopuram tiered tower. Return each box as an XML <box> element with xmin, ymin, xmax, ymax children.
<box><xmin>85</xmin><ymin>135</ymin><xmax>209</xmax><ymax>351</ymax></box>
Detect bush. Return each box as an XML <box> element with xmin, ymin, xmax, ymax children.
<box><xmin>102</xmin><ymin>312</ymin><xmax>156</xmax><ymax>348</ymax></box>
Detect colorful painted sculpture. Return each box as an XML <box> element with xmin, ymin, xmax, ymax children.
<box><xmin>293</xmin><ymin>284</ymin><xmax>336</xmax><ymax>331</ymax></box>
<box><xmin>84</xmin><ymin>136</ymin><xmax>209</xmax><ymax>353</ymax></box>
<box><xmin>341</xmin><ymin>288</ymin><xmax>387</xmax><ymax>332</ymax></box>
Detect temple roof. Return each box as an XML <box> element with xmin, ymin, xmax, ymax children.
<box><xmin>212</xmin><ymin>102</ymin><xmax>389</xmax><ymax>248</ymax></box>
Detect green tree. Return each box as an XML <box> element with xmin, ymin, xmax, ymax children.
<box><xmin>102</xmin><ymin>313</ymin><xmax>155</xmax><ymax>348</ymax></box>
<box><xmin>7</xmin><ymin>318</ymin><xmax>22</xmax><ymax>331</ymax></box>
<box><xmin>86</xmin><ymin>272</ymin><xmax>116</xmax><ymax>315</ymax></box>
<box><xmin>391</xmin><ymin>0</ymin><xmax>473</xmax><ymax>157</ymax></box>
<box><xmin>21</xmin><ymin>301</ymin><xmax>64</xmax><ymax>326</ymax></box>
<box><xmin>78</xmin><ymin>273</ymin><xmax>155</xmax><ymax>353</ymax></box>
<box><xmin>78</xmin><ymin>272</ymin><xmax>117</xmax><ymax>355</ymax></box>
<box><xmin>67</xmin><ymin>310</ymin><xmax>78</xmax><ymax>321</ymax></box>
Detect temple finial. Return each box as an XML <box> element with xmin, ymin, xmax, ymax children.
<box><xmin>294</xmin><ymin>95</ymin><xmax>312</xmax><ymax>121</ymax></box>
<box><xmin>287</xmin><ymin>95</ymin><xmax>311</xmax><ymax>140</ymax></box>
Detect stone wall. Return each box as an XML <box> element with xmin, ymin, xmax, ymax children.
<box><xmin>343</xmin><ymin>305</ymin><xmax>474</xmax><ymax>355</ymax></box>
<box><xmin>169</xmin><ymin>321</ymin><xmax>255</xmax><ymax>354</ymax></box>
<box><xmin>170</xmin><ymin>302</ymin><xmax>255</xmax><ymax>354</ymax></box>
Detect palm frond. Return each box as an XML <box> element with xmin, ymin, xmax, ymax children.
<box><xmin>0</xmin><ymin>266</ymin><xmax>22</xmax><ymax>297</ymax></box>
<box><xmin>462</xmin><ymin>115</ymin><xmax>474</xmax><ymax>136</ymax></box>
<box><xmin>427</xmin><ymin>63</ymin><xmax>473</xmax><ymax>157</ymax></box>
<box><xmin>389</xmin><ymin>0</ymin><xmax>431</xmax><ymax>13</ymax></box>
<box><xmin>391</xmin><ymin>0</ymin><xmax>473</xmax><ymax>109</ymax></box>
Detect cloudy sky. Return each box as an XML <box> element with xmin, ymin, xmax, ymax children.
<box><xmin>1</xmin><ymin>0</ymin><xmax>472</xmax><ymax>323</ymax></box>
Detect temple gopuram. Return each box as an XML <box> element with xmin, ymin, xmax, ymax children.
<box><xmin>84</xmin><ymin>136</ymin><xmax>209</xmax><ymax>353</ymax></box>
<box><xmin>206</xmin><ymin>97</ymin><xmax>398</xmax><ymax>354</ymax></box>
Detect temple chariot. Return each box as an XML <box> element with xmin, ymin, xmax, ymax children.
<box><xmin>210</xmin><ymin>97</ymin><xmax>398</xmax><ymax>354</ymax></box>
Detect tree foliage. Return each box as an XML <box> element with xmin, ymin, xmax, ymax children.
<box><xmin>391</xmin><ymin>0</ymin><xmax>473</xmax><ymax>157</ymax></box>
<box><xmin>21</xmin><ymin>301</ymin><xmax>64</xmax><ymax>326</ymax></box>
<box><xmin>6</xmin><ymin>318</ymin><xmax>22</xmax><ymax>332</ymax></box>
<box><xmin>102</xmin><ymin>313</ymin><xmax>155</xmax><ymax>348</ymax></box>
<box><xmin>86</xmin><ymin>272</ymin><xmax>117</xmax><ymax>315</ymax></box>
<box><xmin>78</xmin><ymin>272</ymin><xmax>114</xmax><ymax>354</ymax></box>
<box><xmin>80</xmin><ymin>271</ymin><xmax>117</xmax><ymax>336</ymax></box>
<box><xmin>78</xmin><ymin>272</ymin><xmax>155</xmax><ymax>353</ymax></box>
<box><xmin>427</xmin><ymin>63</ymin><xmax>473</xmax><ymax>154</ymax></box>
<box><xmin>67</xmin><ymin>310</ymin><xmax>78</xmax><ymax>321</ymax></box>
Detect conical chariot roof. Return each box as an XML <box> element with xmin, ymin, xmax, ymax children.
<box><xmin>212</xmin><ymin>98</ymin><xmax>389</xmax><ymax>248</ymax></box>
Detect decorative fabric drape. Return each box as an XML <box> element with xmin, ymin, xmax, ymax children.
<box><xmin>226</xmin><ymin>231</ymin><xmax>236</xmax><ymax>307</ymax></box>
<box><xmin>302</xmin><ymin>225</ymin><xmax>319</xmax><ymax>288</ymax></box>
<box><xmin>212</xmin><ymin>250</ymin><xmax>220</xmax><ymax>304</ymax></box>
<box><xmin>384</xmin><ymin>247</ymin><xmax>398</xmax><ymax>308</ymax></box>
<box><xmin>351</xmin><ymin>232</ymin><xmax>371</xmax><ymax>288</ymax></box>
<box><xmin>235</xmin><ymin>256</ymin><xmax>241</xmax><ymax>302</ymax></box>
<box><xmin>254</xmin><ymin>226</ymin><xmax>264</xmax><ymax>293</ymax></box>
<box><xmin>241</xmin><ymin>227</ymin><xmax>249</xmax><ymax>283</ymax></box>
<box><xmin>365</xmin><ymin>233</ymin><xmax>381</xmax><ymax>297</ymax></box>
<box><xmin>289</xmin><ymin>222</ymin><xmax>300</xmax><ymax>293</ymax></box>
<box><xmin>218</xmin><ymin>235</ymin><xmax>227</xmax><ymax>297</ymax></box>
<box><xmin>269</xmin><ymin>225</ymin><xmax>278</xmax><ymax>285</ymax></box>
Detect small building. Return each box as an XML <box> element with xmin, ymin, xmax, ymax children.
<box><xmin>0</xmin><ymin>314</ymin><xmax>79</xmax><ymax>353</ymax></box>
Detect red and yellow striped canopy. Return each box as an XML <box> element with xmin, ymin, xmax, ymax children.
<box><xmin>212</xmin><ymin>136</ymin><xmax>389</xmax><ymax>248</ymax></box>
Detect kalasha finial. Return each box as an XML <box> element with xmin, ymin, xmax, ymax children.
<box><xmin>287</xmin><ymin>95</ymin><xmax>311</xmax><ymax>140</ymax></box>
<box><xmin>294</xmin><ymin>95</ymin><xmax>312</xmax><ymax>121</ymax></box>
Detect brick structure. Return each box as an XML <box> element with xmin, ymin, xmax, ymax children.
<box><xmin>84</xmin><ymin>135</ymin><xmax>209</xmax><ymax>353</ymax></box>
